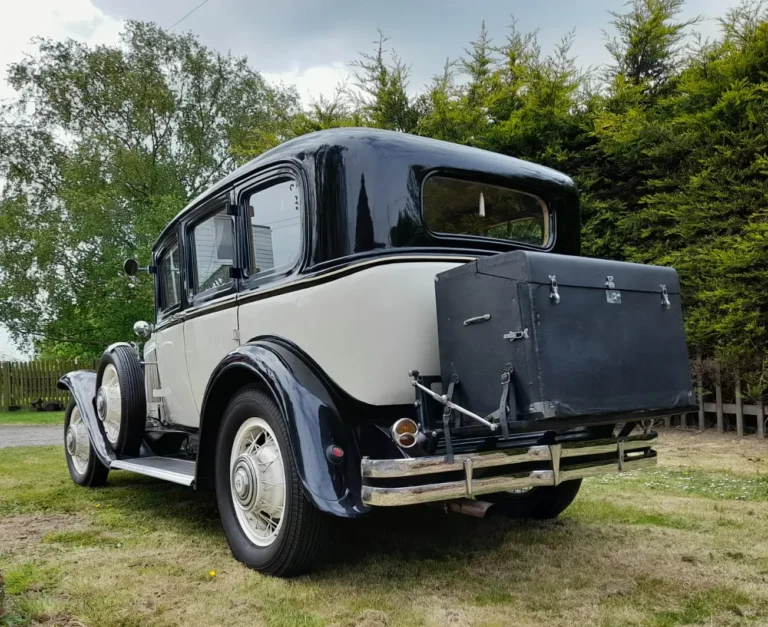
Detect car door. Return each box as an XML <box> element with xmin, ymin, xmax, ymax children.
<box><xmin>183</xmin><ymin>197</ymin><xmax>241</xmax><ymax>415</ymax></box>
<box><xmin>235</xmin><ymin>170</ymin><xmax>304</xmax><ymax>351</ymax></box>
<box><xmin>153</xmin><ymin>234</ymin><xmax>199</xmax><ymax>427</ymax></box>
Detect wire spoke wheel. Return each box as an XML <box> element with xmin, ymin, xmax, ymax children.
<box><xmin>65</xmin><ymin>405</ymin><xmax>90</xmax><ymax>475</ymax></box>
<box><xmin>230</xmin><ymin>417</ymin><xmax>287</xmax><ymax>547</ymax></box>
<box><xmin>98</xmin><ymin>364</ymin><xmax>122</xmax><ymax>446</ymax></box>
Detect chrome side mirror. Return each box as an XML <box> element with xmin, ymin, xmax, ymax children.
<box><xmin>133</xmin><ymin>320</ymin><xmax>154</xmax><ymax>338</ymax></box>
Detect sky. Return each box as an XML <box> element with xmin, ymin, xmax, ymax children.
<box><xmin>0</xmin><ymin>0</ymin><xmax>747</xmax><ymax>358</ymax></box>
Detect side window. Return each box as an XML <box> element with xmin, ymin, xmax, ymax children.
<box><xmin>157</xmin><ymin>243</ymin><xmax>181</xmax><ymax>312</ymax></box>
<box><xmin>190</xmin><ymin>208</ymin><xmax>235</xmax><ymax>295</ymax></box>
<box><xmin>246</xmin><ymin>179</ymin><xmax>301</xmax><ymax>275</ymax></box>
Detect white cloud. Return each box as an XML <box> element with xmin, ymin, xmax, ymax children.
<box><xmin>0</xmin><ymin>0</ymin><xmax>123</xmax><ymax>359</ymax></box>
<box><xmin>0</xmin><ymin>0</ymin><xmax>124</xmax><ymax>102</ymax></box>
<box><xmin>262</xmin><ymin>62</ymin><xmax>350</xmax><ymax>105</ymax></box>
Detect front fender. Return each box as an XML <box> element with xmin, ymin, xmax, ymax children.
<box><xmin>197</xmin><ymin>340</ymin><xmax>369</xmax><ymax>518</ymax></box>
<box><xmin>57</xmin><ymin>370</ymin><xmax>115</xmax><ymax>467</ymax></box>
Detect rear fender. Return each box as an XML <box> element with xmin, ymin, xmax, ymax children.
<box><xmin>197</xmin><ymin>339</ymin><xmax>368</xmax><ymax>518</ymax></box>
<box><xmin>57</xmin><ymin>370</ymin><xmax>115</xmax><ymax>467</ymax></box>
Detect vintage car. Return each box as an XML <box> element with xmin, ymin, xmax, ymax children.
<box><xmin>59</xmin><ymin>128</ymin><xmax>694</xmax><ymax>576</ymax></box>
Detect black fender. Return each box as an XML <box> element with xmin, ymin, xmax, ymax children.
<box><xmin>57</xmin><ymin>370</ymin><xmax>115</xmax><ymax>467</ymax></box>
<box><xmin>196</xmin><ymin>338</ymin><xmax>370</xmax><ymax>518</ymax></box>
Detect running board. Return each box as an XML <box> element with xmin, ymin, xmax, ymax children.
<box><xmin>110</xmin><ymin>457</ymin><xmax>195</xmax><ymax>486</ymax></box>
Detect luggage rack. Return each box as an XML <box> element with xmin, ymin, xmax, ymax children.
<box><xmin>408</xmin><ymin>369</ymin><xmax>685</xmax><ymax>464</ymax></box>
<box><xmin>409</xmin><ymin>368</ymin><xmax>516</xmax><ymax>463</ymax></box>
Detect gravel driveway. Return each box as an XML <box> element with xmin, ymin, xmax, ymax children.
<box><xmin>0</xmin><ymin>425</ymin><xmax>61</xmax><ymax>449</ymax></box>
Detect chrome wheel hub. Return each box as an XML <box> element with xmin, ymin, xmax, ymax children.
<box><xmin>231</xmin><ymin>455</ymin><xmax>260</xmax><ymax>510</ymax></box>
<box><xmin>230</xmin><ymin>417</ymin><xmax>286</xmax><ymax>547</ymax></box>
<box><xmin>65</xmin><ymin>427</ymin><xmax>77</xmax><ymax>456</ymax></box>
<box><xmin>66</xmin><ymin>406</ymin><xmax>90</xmax><ymax>475</ymax></box>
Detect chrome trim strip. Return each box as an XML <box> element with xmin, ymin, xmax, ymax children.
<box><xmin>111</xmin><ymin>458</ymin><xmax>195</xmax><ymax>487</ymax></box>
<box><xmin>361</xmin><ymin>455</ymin><xmax>657</xmax><ymax>507</ymax></box>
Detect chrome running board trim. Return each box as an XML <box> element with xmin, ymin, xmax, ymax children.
<box><xmin>111</xmin><ymin>457</ymin><xmax>195</xmax><ymax>486</ymax></box>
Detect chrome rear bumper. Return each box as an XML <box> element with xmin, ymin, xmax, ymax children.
<box><xmin>361</xmin><ymin>432</ymin><xmax>658</xmax><ymax>506</ymax></box>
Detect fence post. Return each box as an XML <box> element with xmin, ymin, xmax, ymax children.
<box><xmin>715</xmin><ymin>362</ymin><xmax>724</xmax><ymax>433</ymax></box>
<box><xmin>735</xmin><ymin>373</ymin><xmax>744</xmax><ymax>437</ymax></box>
<box><xmin>1</xmin><ymin>362</ymin><xmax>9</xmax><ymax>411</ymax></box>
<box><xmin>758</xmin><ymin>400</ymin><xmax>765</xmax><ymax>439</ymax></box>
<box><xmin>697</xmin><ymin>352</ymin><xmax>705</xmax><ymax>431</ymax></box>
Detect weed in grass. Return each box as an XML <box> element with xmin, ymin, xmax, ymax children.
<box><xmin>3</xmin><ymin>563</ymin><xmax>59</xmax><ymax>595</ymax></box>
<box><xmin>567</xmin><ymin>499</ymin><xmax>699</xmax><ymax>530</ymax></box>
<box><xmin>43</xmin><ymin>529</ymin><xmax>114</xmax><ymax>548</ymax></box>
<box><xmin>474</xmin><ymin>592</ymin><xmax>515</xmax><ymax>607</ymax></box>
<box><xmin>647</xmin><ymin>587</ymin><xmax>755</xmax><ymax>627</ymax></box>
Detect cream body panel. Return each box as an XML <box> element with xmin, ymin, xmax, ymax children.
<box><xmin>153</xmin><ymin>322</ymin><xmax>199</xmax><ymax>427</ymax></box>
<box><xmin>184</xmin><ymin>303</ymin><xmax>240</xmax><ymax>415</ymax></box>
<box><xmin>237</xmin><ymin>261</ymin><xmax>463</xmax><ymax>406</ymax></box>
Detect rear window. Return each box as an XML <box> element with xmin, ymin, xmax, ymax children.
<box><xmin>423</xmin><ymin>176</ymin><xmax>549</xmax><ymax>247</ymax></box>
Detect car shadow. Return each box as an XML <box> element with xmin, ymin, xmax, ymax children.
<box><xmin>105</xmin><ymin>473</ymin><xmax>576</xmax><ymax>575</ymax></box>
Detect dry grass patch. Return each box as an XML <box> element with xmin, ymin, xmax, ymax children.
<box><xmin>1</xmin><ymin>434</ymin><xmax>767</xmax><ymax>626</ymax></box>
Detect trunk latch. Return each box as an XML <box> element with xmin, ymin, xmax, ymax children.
<box><xmin>606</xmin><ymin>275</ymin><xmax>622</xmax><ymax>304</ymax></box>
<box><xmin>503</xmin><ymin>329</ymin><xmax>529</xmax><ymax>342</ymax></box>
<box><xmin>549</xmin><ymin>275</ymin><xmax>560</xmax><ymax>303</ymax></box>
<box><xmin>660</xmin><ymin>284</ymin><xmax>671</xmax><ymax>308</ymax></box>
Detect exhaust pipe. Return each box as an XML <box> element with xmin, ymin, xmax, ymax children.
<box><xmin>446</xmin><ymin>499</ymin><xmax>494</xmax><ymax>518</ymax></box>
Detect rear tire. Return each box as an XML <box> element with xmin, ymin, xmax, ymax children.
<box><xmin>489</xmin><ymin>479</ymin><xmax>582</xmax><ymax>519</ymax></box>
<box><xmin>215</xmin><ymin>386</ymin><xmax>327</xmax><ymax>576</ymax></box>
<box><xmin>64</xmin><ymin>399</ymin><xmax>109</xmax><ymax>487</ymax></box>
<box><xmin>95</xmin><ymin>345</ymin><xmax>146</xmax><ymax>457</ymax></box>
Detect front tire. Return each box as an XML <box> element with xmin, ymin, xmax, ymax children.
<box><xmin>215</xmin><ymin>386</ymin><xmax>327</xmax><ymax>576</ymax></box>
<box><xmin>489</xmin><ymin>480</ymin><xmax>582</xmax><ymax>519</ymax></box>
<box><xmin>64</xmin><ymin>399</ymin><xmax>109</xmax><ymax>487</ymax></box>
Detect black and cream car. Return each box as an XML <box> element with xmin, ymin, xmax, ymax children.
<box><xmin>60</xmin><ymin>128</ymin><xmax>694</xmax><ymax>576</ymax></box>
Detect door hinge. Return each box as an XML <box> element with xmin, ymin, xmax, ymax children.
<box><xmin>503</xmin><ymin>328</ymin><xmax>529</xmax><ymax>342</ymax></box>
<box><xmin>232</xmin><ymin>329</ymin><xmax>240</xmax><ymax>343</ymax></box>
<box><xmin>229</xmin><ymin>267</ymin><xmax>244</xmax><ymax>279</ymax></box>
<box><xmin>226</xmin><ymin>202</ymin><xmax>239</xmax><ymax>216</ymax></box>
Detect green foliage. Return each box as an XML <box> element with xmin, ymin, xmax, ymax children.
<box><xmin>0</xmin><ymin>21</ymin><xmax>297</xmax><ymax>357</ymax></box>
<box><xmin>2</xmin><ymin>2</ymin><xmax>768</xmax><ymax>394</ymax></box>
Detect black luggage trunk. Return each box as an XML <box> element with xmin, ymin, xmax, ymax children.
<box><xmin>434</xmin><ymin>251</ymin><xmax>694</xmax><ymax>422</ymax></box>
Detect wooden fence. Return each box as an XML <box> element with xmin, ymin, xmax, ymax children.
<box><xmin>1</xmin><ymin>358</ymin><xmax>97</xmax><ymax>411</ymax></box>
<box><xmin>1</xmin><ymin>355</ymin><xmax>765</xmax><ymax>434</ymax></box>
<box><xmin>663</xmin><ymin>355</ymin><xmax>766</xmax><ymax>438</ymax></box>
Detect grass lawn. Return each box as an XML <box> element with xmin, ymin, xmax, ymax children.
<box><xmin>0</xmin><ymin>411</ymin><xmax>64</xmax><ymax>426</ymax></box>
<box><xmin>1</xmin><ymin>431</ymin><xmax>767</xmax><ymax>627</ymax></box>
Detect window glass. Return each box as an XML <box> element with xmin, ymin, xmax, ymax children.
<box><xmin>191</xmin><ymin>209</ymin><xmax>234</xmax><ymax>294</ymax></box>
<box><xmin>158</xmin><ymin>243</ymin><xmax>180</xmax><ymax>311</ymax></box>
<box><xmin>423</xmin><ymin>176</ymin><xmax>549</xmax><ymax>247</ymax></box>
<box><xmin>246</xmin><ymin>179</ymin><xmax>301</xmax><ymax>274</ymax></box>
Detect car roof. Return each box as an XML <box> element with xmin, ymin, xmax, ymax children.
<box><xmin>154</xmin><ymin>127</ymin><xmax>576</xmax><ymax>250</ymax></box>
